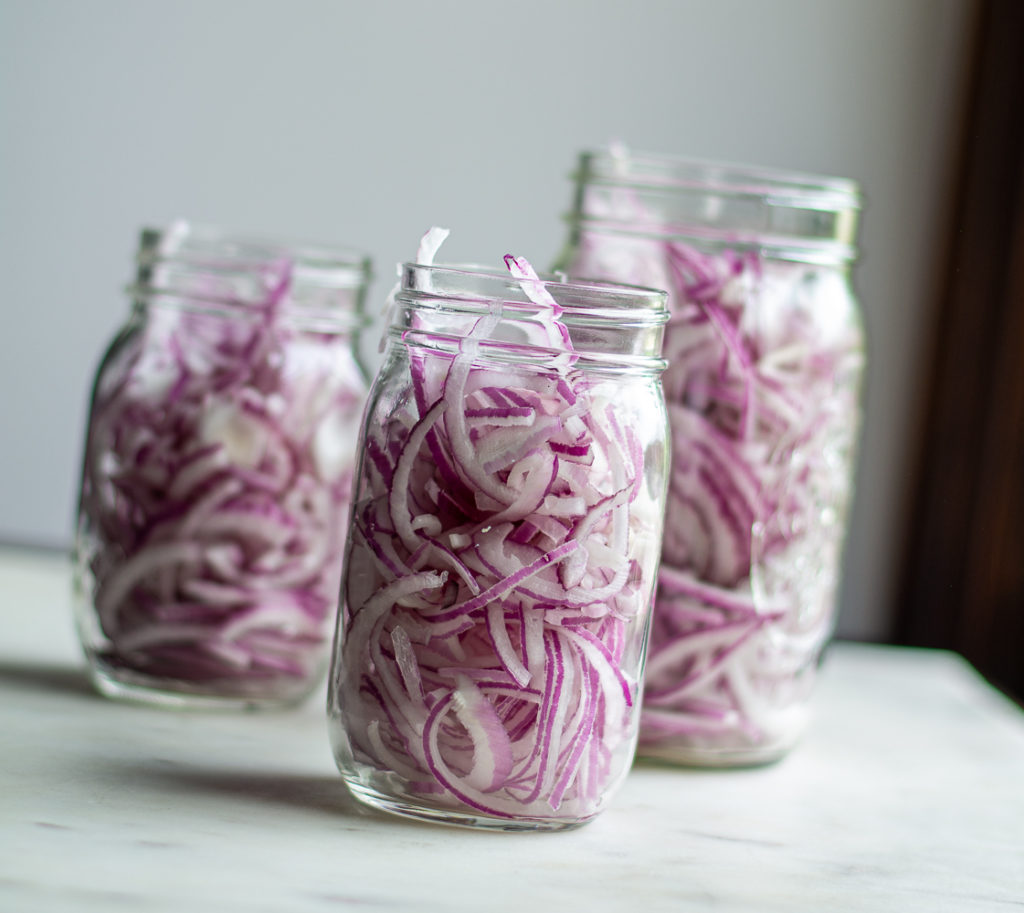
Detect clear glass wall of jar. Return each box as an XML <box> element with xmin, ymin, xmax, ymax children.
<box><xmin>555</xmin><ymin>148</ymin><xmax>865</xmax><ymax>766</ymax></box>
<box><xmin>327</xmin><ymin>260</ymin><xmax>669</xmax><ymax>829</ymax></box>
<box><xmin>73</xmin><ymin>223</ymin><xmax>373</xmax><ymax>709</ymax></box>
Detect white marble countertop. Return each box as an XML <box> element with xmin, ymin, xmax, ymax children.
<box><xmin>1</xmin><ymin>546</ymin><xmax>1022</xmax><ymax>912</ymax></box>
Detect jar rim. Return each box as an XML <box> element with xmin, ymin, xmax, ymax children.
<box><xmin>391</xmin><ymin>261</ymin><xmax>669</xmax><ymax>374</ymax></box>
<box><xmin>568</xmin><ymin>147</ymin><xmax>860</xmax><ymax>260</ymax></box>
<box><xmin>577</xmin><ymin>147</ymin><xmax>861</xmax><ymax>211</ymax></box>
<box><xmin>398</xmin><ymin>261</ymin><xmax>669</xmax><ymax>324</ymax></box>
<box><xmin>128</xmin><ymin>222</ymin><xmax>373</xmax><ymax>329</ymax></box>
<box><xmin>138</xmin><ymin>221</ymin><xmax>373</xmax><ymax>288</ymax></box>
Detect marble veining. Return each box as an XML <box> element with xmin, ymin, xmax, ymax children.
<box><xmin>1</xmin><ymin>549</ymin><xmax>1022</xmax><ymax>912</ymax></box>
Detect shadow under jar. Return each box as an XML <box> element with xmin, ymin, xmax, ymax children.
<box><xmin>327</xmin><ymin>262</ymin><xmax>669</xmax><ymax>830</ymax></box>
<box><xmin>555</xmin><ymin>148</ymin><xmax>865</xmax><ymax>766</ymax></box>
<box><xmin>74</xmin><ymin>223</ymin><xmax>372</xmax><ymax>709</ymax></box>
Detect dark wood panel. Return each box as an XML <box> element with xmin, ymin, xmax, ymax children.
<box><xmin>896</xmin><ymin>0</ymin><xmax>1024</xmax><ymax>701</ymax></box>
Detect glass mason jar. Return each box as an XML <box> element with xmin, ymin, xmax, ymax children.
<box><xmin>327</xmin><ymin>261</ymin><xmax>670</xmax><ymax>830</ymax></box>
<box><xmin>73</xmin><ymin>223</ymin><xmax>372</xmax><ymax>709</ymax></box>
<box><xmin>555</xmin><ymin>148</ymin><xmax>865</xmax><ymax>766</ymax></box>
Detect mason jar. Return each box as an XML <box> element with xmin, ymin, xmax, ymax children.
<box><xmin>327</xmin><ymin>259</ymin><xmax>669</xmax><ymax>829</ymax></box>
<box><xmin>555</xmin><ymin>148</ymin><xmax>866</xmax><ymax>766</ymax></box>
<box><xmin>73</xmin><ymin>223</ymin><xmax>372</xmax><ymax>709</ymax></box>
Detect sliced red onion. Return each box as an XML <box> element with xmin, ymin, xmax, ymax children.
<box><xmin>76</xmin><ymin>246</ymin><xmax>368</xmax><ymax>701</ymax></box>
<box><xmin>569</xmin><ymin>225</ymin><xmax>862</xmax><ymax>762</ymax></box>
<box><xmin>331</xmin><ymin>244</ymin><xmax>661</xmax><ymax>823</ymax></box>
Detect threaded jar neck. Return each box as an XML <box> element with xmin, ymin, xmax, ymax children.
<box><xmin>567</xmin><ymin>148</ymin><xmax>861</xmax><ymax>266</ymax></box>
<box><xmin>389</xmin><ymin>262</ymin><xmax>669</xmax><ymax>375</ymax></box>
<box><xmin>130</xmin><ymin>222</ymin><xmax>373</xmax><ymax>332</ymax></box>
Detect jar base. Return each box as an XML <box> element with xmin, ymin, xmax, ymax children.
<box><xmin>86</xmin><ymin>658</ymin><xmax>314</xmax><ymax>712</ymax></box>
<box><xmin>342</xmin><ymin>780</ymin><xmax>593</xmax><ymax>833</ymax></box>
<box><xmin>636</xmin><ymin>741</ymin><xmax>794</xmax><ymax>768</ymax></box>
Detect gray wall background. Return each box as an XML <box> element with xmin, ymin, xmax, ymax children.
<box><xmin>0</xmin><ymin>0</ymin><xmax>971</xmax><ymax>640</ymax></box>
